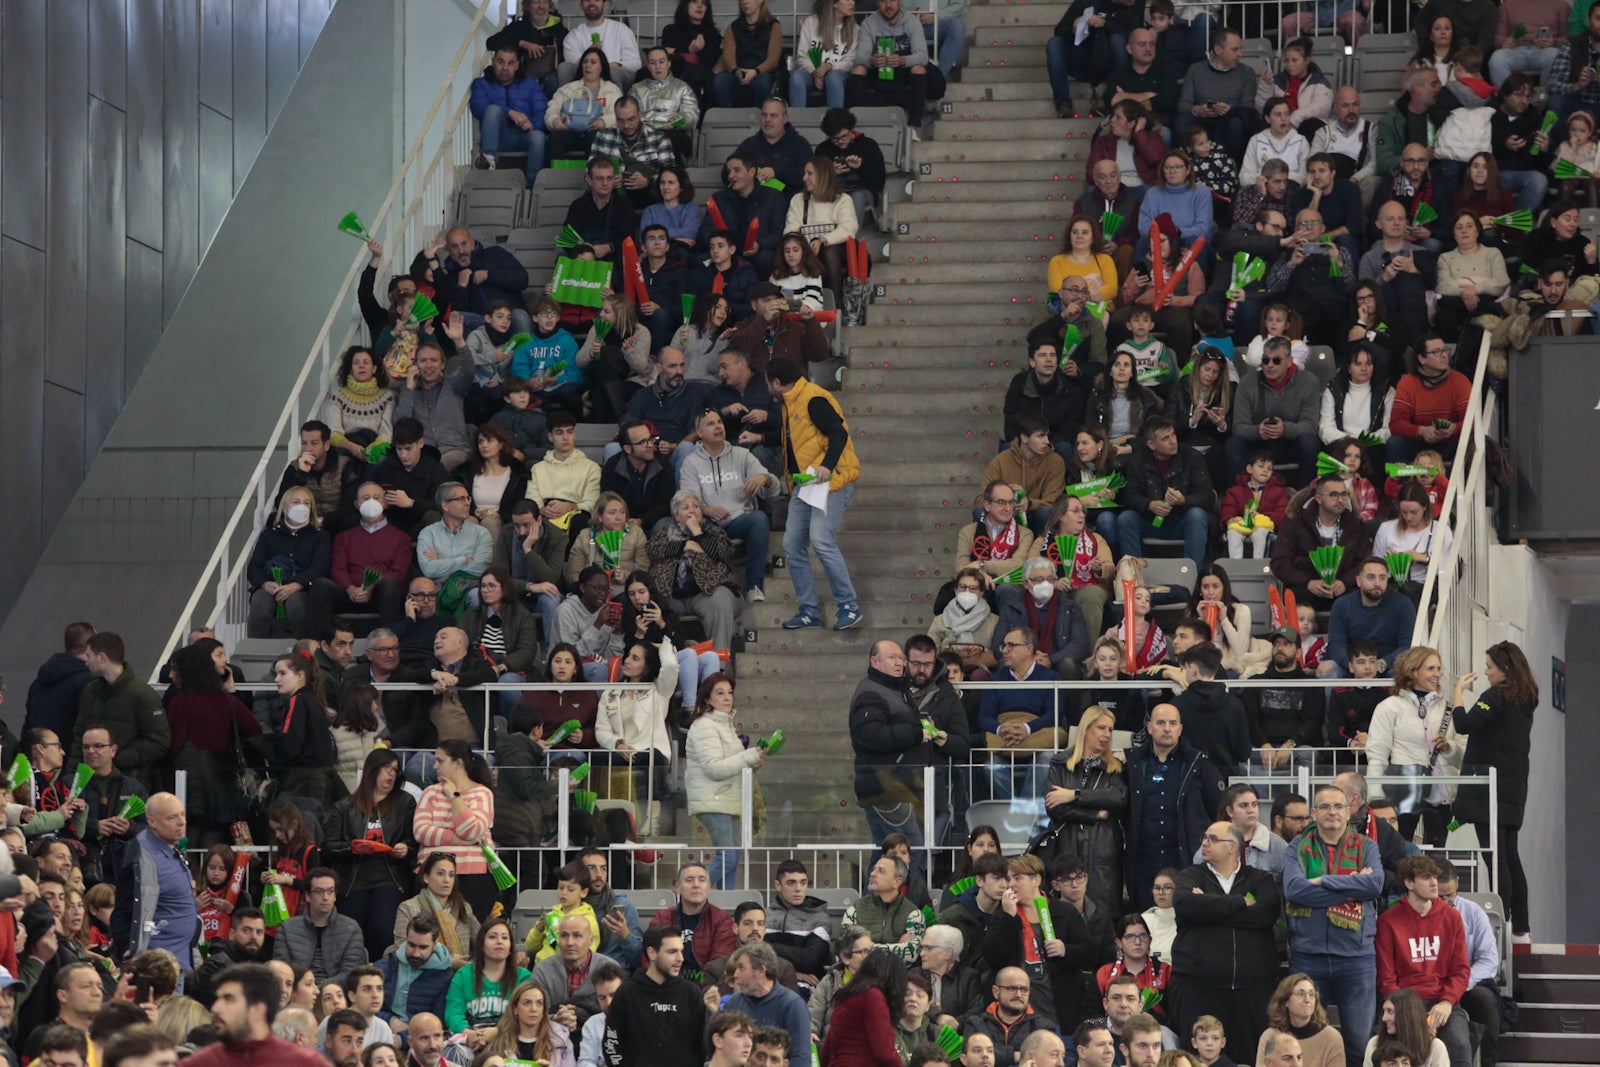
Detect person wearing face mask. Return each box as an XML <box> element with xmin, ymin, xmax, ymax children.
<box><xmin>991</xmin><ymin>559</ymin><xmax>1091</xmax><ymax>680</ymax></box>
<box><xmin>246</xmin><ymin>488</ymin><xmax>333</xmax><ymax>639</ymax></box>
<box><xmin>319</xmin><ymin>482</ymin><xmax>416</xmax><ymax>626</ymax></box>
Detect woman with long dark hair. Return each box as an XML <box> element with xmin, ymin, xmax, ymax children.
<box><xmin>415</xmin><ymin>739</ymin><xmax>499</xmax><ymax>921</ymax></box>
<box><xmin>395</xmin><ymin>852</ymin><xmax>481</xmax><ymax>966</ymax></box>
<box><xmin>266</xmin><ymin>650</ymin><xmax>341</xmax><ymax>803</ymax></box>
<box><xmin>662</xmin><ymin>0</ymin><xmax>719</xmax><ymax>102</ymax></box>
<box><xmin>785</xmin><ymin>158</ymin><xmax>857</xmax><ymax>304</ymax></box>
<box><xmin>1364</xmin><ymin>987</ymin><xmax>1449</xmax><ymax>1067</ymax></box>
<box><xmin>1450</xmin><ymin>640</ymin><xmax>1537</xmax><ymax>938</ymax></box>
<box><xmin>325</xmin><ymin>748</ymin><xmax>418</xmax><ymax>960</ymax></box>
<box><xmin>1187</xmin><ymin>565</ymin><xmax>1258</xmax><ymax>676</ymax></box>
<box><xmin>512</xmin><ymin>642</ymin><xmax>600</xmax><ymax>750</ymax></box>
<box><xmin>1321</xmin><ymin>343</ymin><xmax>1394</xmax><ymax>475</ymax></box>
<box><xmin>818</xmin><ymin>948</ymin><xmax>910</xmax><ymax>1067</ymax></box>
<box><xmin>329</xmin><ymin>681</ymin><xmax>383</xmax><ymax>795</ymax></box>
<box><xmin>1345</xmin><ymin>284</ymin><xmax>1399</xmax><ymax>378</ymax></box>
<box><xmin>261</xmin><ymin>800</ymin><xmax>320</xmax><ymax>918</ymax></box>
<box><xmin>444</xmin><ymin>917</ymin><xmax>531</xmax><ymax>1055</ymax></box>
<box><xmin>165</xmin><ymin>641</ymin><xmax>261</xmax><ymax>837</ymax></box>
<box><xmin>320</xmin><ymin>345</ymin><xmax>395</xmax><ymax>460</ymax></box>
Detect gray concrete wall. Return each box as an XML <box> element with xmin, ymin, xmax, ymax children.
<box><xmin>0</xmin><ymin>0</ymin><xmax>334</xmax><ymax>617</ymax></box>
<box><xmin>1565</xmin><ymin>604</ymin><xmax>1600</xmax><ymax>942</ymax></box>
<box><xmin>0</xmin><ymin>0</ymin><xmax>404</xmax><ymax>688</ymax></box>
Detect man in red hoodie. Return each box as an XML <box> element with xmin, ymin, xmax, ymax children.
<box><xmin>1375</xmin><ymin>854</ymin><xmax>1471</xmax><ymax>1067</ymax></box>
<box><xmin>189</xmin><ymin>962</ymin><xmax>328</xmax><ymax>1067</ymax></box>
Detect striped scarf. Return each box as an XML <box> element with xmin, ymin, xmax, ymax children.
<box><xmin>1286</xmin><ymin>830</ymin><xmax>1366</xmax><ymax>930</ymax></box>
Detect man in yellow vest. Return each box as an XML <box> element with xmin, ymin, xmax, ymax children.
<box><xmin>767</xmin><ymin>358</ymin><xmax>863</xmax><ymax>630</ymax></box>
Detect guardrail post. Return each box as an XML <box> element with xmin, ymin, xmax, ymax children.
<box><xmin>740</xmin><ymin>767</ymin><xmax>754</xmax><ymax>892</ymax></box>
<box><xmin>922</xmin><ymin>766</ymin><xmax>936</xmax><ymax>877</ymax></box>
<box><xmin>557</xmin><ymin>766</ymin><xmax>571</xmax><ymax>852</ymax></box>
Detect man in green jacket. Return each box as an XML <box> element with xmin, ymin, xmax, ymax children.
<box><xmin>840</xmin><ymin>855</ymin><xmax>926</xmax><ymax>963</ymax></box>
<box><xmin>71</xmin><ymin>632</ymin><xmax>169</xmax><ymax>790</ymax></box>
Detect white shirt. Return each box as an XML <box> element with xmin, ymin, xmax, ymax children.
<box><xmin>1207</xmin><ymin>861</ymin><xmax>1239</xmax><ymax>894</ymax></box>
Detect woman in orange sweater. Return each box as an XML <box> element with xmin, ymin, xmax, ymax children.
<box><xmin>414</xmin><ymin>739</ymin><xmax>498</xmax><ymax>922</ymax></box>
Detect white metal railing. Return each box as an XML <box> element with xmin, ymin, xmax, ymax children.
<box><xmin>1413</xmin><ymin>331</ymin><xmax>1495</xmax><ymax>672</ymax></box>
<box><xmin>152</xmin><ymin>1</ymin><xmax>514</xmax><ymax>679</ymax></box>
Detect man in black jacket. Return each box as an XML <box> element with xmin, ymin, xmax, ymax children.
<box><xmin>1242</xmin><ymin>627</ymin><xmax>1324</xmax><ymax>775</ymax></box>
<box><xmin>698</xmin><ymin>152</ymin><xmax>787</xmax><ymax>277</ymax></box>
<box><xmin>601</xmin><ymin>420</ymin><xmax>675</xmax><ymax>530</ymax></box>
<box><xmin>24</xmin><ymin>622</ymin><xmax>95</xmax><ymax>740</ymax></box>
<box><xmin>765</xmin><ymin>860</ymin><xmax>832</xmax><ymax>986</ymax></box>
<box><xmin>1169</xmin><ymin>823</ymin><xmax>1281</xmax><ymax>1065</ymax></box>
<box><xmin>603</xmin><ymin>926</ymin><xmax>708</xmax><ymax>1067</ymax></box>
<box><xmin>79</xmin><ymin>726</ymin><xmax>149</xmax><ymax>885</ymax></box>
<box><xmin>1171</xmin><ymin>643</ymin><xmax>1251</xmax><ymax>775</ymax></box>
<box><xmin>371</xmin><ymin>419</ymin><xmax>450</xmax><ymax>537</ymax></box>
<box><xmin>906</xmin><ymin>635</ymin><xmax>975</xmax><ymax>848</ymax></box>
<box><xmin>443</xmin><ymin>226</ymin><xmax>531</xmax><ymax>330</ymax></box>
<box><xmin>193</xmin><ymin>908</ymin><xmax>269</xmax><ymax>1007</ymax></box>
<box><xmin>276</xmin><ymin>421</ymin><xmax>363</xmax><ymax>532</ymax></box>
<box><xmin>1124</xmin><ymin>703</ymin><xmax>1222</xmax><ymax>910</ymax></box>
<box><xmin>849</xmin><ymin>641</ymin><xmax>930</xmax><ymax>850</ymax></box>
<box><xmin>1001</xmin><ymin>342</ymin><xmax>1090</xmax><ymax>459</ymax></box>
<box><xmin>563</xmin><ymin>159</ymin><xmax>639</xmax><ymax>266</ymax></box>
<box><xmin>1116</xmin><ymin>417</ymin><xmax>1217</xmax><ymax>566</ymax></box>
<box><xmin>962</xmin><ymin>968</ymin><xmax>1054</xmax><ymax>1067</ymax></box>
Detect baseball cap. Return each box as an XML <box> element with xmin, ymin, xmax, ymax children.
<box><xmin>749</xmin><ymin>281</ymin><xmax>784</xmax><ymax>301</ymax></box>
<box><xmin>1268</xmin><ymin>625</ymin><xmax>1300</xmax><ymax>644</ymax></box>
<box><xmin>0</xmin><ymin>967</ymin><xmax>19</xmax><ymax>991</ymax></box>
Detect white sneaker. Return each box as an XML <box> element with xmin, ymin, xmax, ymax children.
<box><xmin>746</xmin><ymin>587</ymin><xmax>766</xmax><ymax>602</ymax></box>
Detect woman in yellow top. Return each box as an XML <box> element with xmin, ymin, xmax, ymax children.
<box><xmin>1047</xmin><ymin>215</ymin><xmax>1119</xmax><ymax>304</ymax></box>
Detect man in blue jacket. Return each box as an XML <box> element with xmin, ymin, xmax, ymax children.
<box><xmin>470</xmin><ymin>46</ymin><xmax>549</xmax><ymax>184</ymax></box>
<box><xmin>376</xmin><ymin>915</ymin><xmax>454</xmax><ymax>1038</ymax></box>
<box><xmin>1281</xmin><ymin>782</ymin><xmax>1386</xmax><ymax>1067</ymax></box>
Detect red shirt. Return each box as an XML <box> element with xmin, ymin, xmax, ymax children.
<box><xmin>1376</xmin><ymin>898</ymin><xmax>1471</xmax><ymax>1005</ymax></box>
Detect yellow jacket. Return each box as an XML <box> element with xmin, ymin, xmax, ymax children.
<box><xmin>781</xmin><ymin>377</ymin><xmax>859</xmax><ymax>491</ymax></box>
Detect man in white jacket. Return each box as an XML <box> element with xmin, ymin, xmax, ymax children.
<box><xmin>559</xmin><ymin>0</ymin><xmax>641</xmax><ymax>90</ymax></box>
<box><xmin>678</xmin><ymin>409</ymin><xmax>779</xmax><ymax>601</ymax></box>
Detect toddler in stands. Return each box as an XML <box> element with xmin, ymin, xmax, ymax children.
<box><xmin>1241</xmin><ymin>303</ymin><xmax>1310</xmax><ymax>375</ymax></box>
<box><xmin>1297</xmin><ymin>603</ymin><xmax>1326</xmax><ymax>672</ymax></box>
<box><xmin>1384</xmin><ymin>447</ymin><xmax>1448</xmax><ymax>516</ymax></box>
<box><xmin>1221</xmin><ymin>451</ymin><xmax>1288</xmax><ymax>558</ymax></box>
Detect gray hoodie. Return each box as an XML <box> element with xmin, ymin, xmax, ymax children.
<box><xmin>678</xmin><ymin>441</ymin><xmax>777</xmax><ymax>519</ymax></box>
<box><xmin>851</xmin><ymin>9</ymin><xmax>929</xmax><ymax>69</ymax></box>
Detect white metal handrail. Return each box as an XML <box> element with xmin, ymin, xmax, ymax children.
<box><xmin>152</xmin><ymin>1</ymin><xmax>514</xmax><ymax>681</ymax></box>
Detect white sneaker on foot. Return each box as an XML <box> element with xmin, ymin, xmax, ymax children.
<box><xmin>746</xmin><ymin>587</ymin><xmax>766</xmax><ymax>602</ymax></box>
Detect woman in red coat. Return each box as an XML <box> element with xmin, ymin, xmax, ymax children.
<box><xmin>819</xmin><ymin>949</ymin><xmax>908</xmax><ymax>1067</ymax></box>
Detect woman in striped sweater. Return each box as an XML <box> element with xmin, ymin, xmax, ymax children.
<box><xmin>414</xmin><ymin>739</ymin><xmax>499</xmax><ymax>922</ymax></box>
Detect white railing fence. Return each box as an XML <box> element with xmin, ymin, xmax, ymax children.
<box><xmin>153</xmin><ymin>0</ymin><xmax>516</xmax><ymax>676</ymax></box>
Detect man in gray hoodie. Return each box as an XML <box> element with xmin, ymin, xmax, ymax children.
<box><xmin>678</xmin><ymin>408</ymin><xmax>779</xmax><ymax>600</ymax></box>
<box><xmin>848</xmin><ymin>0</ymin><xmax>932</xmax><ymax>125</ymax></box>
<box><xmin>1175</xmin><ymin>27</ymin><xmax>1258</xmax><ymax>161</ymax></box>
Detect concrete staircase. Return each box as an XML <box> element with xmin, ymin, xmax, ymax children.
<box><xmin>1503</xmin><ymin>947</ymin><xmax>1600</xmax><ymax>1065</ymax></box>
<box><xmin>721</xmin><ymin>0</ymin><xmax>1096</xmax><ymax>848</ymax></box>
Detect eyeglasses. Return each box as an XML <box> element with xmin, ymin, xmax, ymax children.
<box><xmin>82</xmin><ymin>743</ymin><xmax>113</xmax><ymax>751</ymax></box>
<box><xmin>1314</xmin><ymin>802</ymin><xmax>1348</xmax><ymax>811</ymax></box>
<box><xmin>444</xmin><ymin>495</ymin><xmax>470</xmax><ymax>504</ymax></box>
<box><xmin>1261</xmin><ymin>355</ymin><xmax>1287</xmax><ymax>365</ymax></box>
<box><xmin>1120</xmin><ymin>932</ymin><xmax>1151</xmax><ymax>941</ymax></box>
<box><xmin>1052</xmin><ymin>871</ymin><xmax>1088</xmax><ymax>883</ymax></box>
<box><xmin>996</xmin><ymin>985</ymin><xmax>1031</xmax><ymax>994</ymax></box>
<box><xmin>1000</xmin><ymin>641</ymin><xmax>1030</xmax><ymax>650</ymax></box>
<box><xmin>368</xmin><ymin>645</ymin><xmax>400</xmax><ymax>654</ymax></box>
<box><xmin>986</xmin><ymin>497</ymin><xmax>1015</xmax><ymax>506</ymax></box>
<box><xmin>1201</xmin><ymin>834</ymin><xmax>1234</xmax><ymax>844</ymax></box>
<box><xmin>410</xmin><ymin>592</ymin><xmax>438</xmax><ymax>599</ymax></box>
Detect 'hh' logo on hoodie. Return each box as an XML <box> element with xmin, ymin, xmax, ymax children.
<box><xmin>1408</xmin><ymin>936</ymin><xmax>1440</xmax><ymax>963</ymax></box>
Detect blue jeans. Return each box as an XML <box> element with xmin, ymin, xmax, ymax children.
<box><xmin>1045</xmin><ymin>35</ymin><xmax>1073</xmax><ymax>107</ymax></box>
<box><xmin>721</xmin><ymin>510</ymin><xmax>772</xmax><ymax>591</ymax></box>
<box><xmin>713</xmin><ymin>70</ymin><xmax>774</xmax><ymax>108</ymax></box>
<box><xmin>1488</xmin><ymin>44</ymin><xmax>1558</xmax><ymax>87</ymax></box>
<box><xmin>1117</xmin><ymin>506</ymin><xmax>1210</xmax><ymax>564</ymax></box>
<box><xmin>1501</xmin><ymin>169</ymin><xmax>1549</xmax><ymax>213</ymax></box>
<box><xmin>1094</xmin><ymin>509</ymin><xmax>1121</xmax><ymax>555</ymax></box>
<box><xmin>479</xmin><ymin>104</ymin><xmax>547</xmax><ymax>185</ymax></box>
<box><xmin>1297</xmin><ymin>953</ymin><xmax>1376</xmax><ymax>1067</ymax></box>
<box><xmin>698</xmin><ymin>812</ymin><xmax>741</xmax><ymax>889</ymax></box>
<box><xmin>862</xmin><ymin>799</ymin><xmax>925</xmax><ymax>851</ymax></box>
<box><xmin>530</xmin><ymin>590</ymin><xmax>562</xmax><ymax>640</ymax></box>
<box><xmin>924</xmin><ymin>17</ymin><xmax>965</xmax><ymax>76</ymax></box>
<box><xmin>784</xmin><ymin>481</ymin><xmax>857</xmax><ymax>617</ymax></box>
<box><xmin>498</xmin><ymin>671</ymin><xmax>526</xmax><ymax>715</ymax></box>
<box><xmin>1225</xmin><ymin>432</ymin><xmax>1319</xmax><ymax>487</ymax></box>
<box><xmin>676</xmin><ymin>648</ymin><xmax>722</xmax><ymax>708</ymax></box>
<box><xmin>789</xmin><ymin>66</ymin><xmax>849</xmax><ymax>109</ymax></box>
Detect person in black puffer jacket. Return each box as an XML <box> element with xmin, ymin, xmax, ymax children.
<box><xmin>245</xmin><ymin>488</ymin><xmax>332</xmax><ymax>639</ymax></box>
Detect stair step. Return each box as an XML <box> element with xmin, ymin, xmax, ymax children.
<box><xmin>909</xmin><ymin>178</ymin><xmax>1082</xmax><ymax>203</ymax></box>
<box><xmin>867</xmin><ymin>261</ymin><xmax>1048</xmax><ymax>285</ymax></box>
<box><xmin>889</xmin><ymin>217</ymin><xmax>1077</xmax><ymax>242</ymax></box>
<box><xmin>915</xmin><ymin>160</ymin><xmax>1088</xmax><ymax>182</ymax></box>
<box><xmin>1516</xmin><ymin>976</ymin><xmax>1600</xmax><ymax>1005</ymax></box>
<box><xmin>971</xmin><ymin>24</ymin><xmax>1057</xmax><ymax>46</ymax></box>
<box><xmin>913</xmin><ymin>139</ymin><xmax>1093</xmax><ymax>164</ymax></box>
<box><xmin>967</xmin><ymin>4</ymin><xmax>1063</xmax><ymax>28</ymax></box>
<box><xmin>1498</xmin><ymin>1034</ymin><xmax>1600</xmax><ymax>1063</ymax></box>
<box><xmin>847</xmin><ymin>367</ymin><xmax>1017</xmax><ymax>390</ymax></box>
<box><xmin>959</xmin><ymin>66</ymin><xmax>1052</xmax><ymax>84</ymax></box>
<box><xmin>839</xmin><ymin>392</ymin><xmax>1005</xmax><ymax>418</ymax></box>
<box><xmin>850</xmin><ymin>350</ymin><xmax>1027</xmax><ymax>370</ymax></box>
<box><xmin>936</xmin><ymin>98</ymin><xmax>1059</xmax><ymax>121</ymax></box>
<box><xmin>891</xmin><ymin>198</ymin><xmax>1081</xmax><ymax>223</ymax></box>
<box><xmin>874</xmin><ymin>280</ymin><xmax>1056</xmax><ymax>304</ymax></box>
<box><xmin>847</xmin><ymin>324</ymin><xmax>1019</xmax><ymax>347</ymax></box>
<box><xmin>1516</xmin><ymin>952</ymin><xmax>1600</xmax><ymax>976</ymax></box>
<box><xmin>1513</xmin><ymin>1004</ymin><xmax>1600</xmax><ymax>1030</ymax></box>
<box><xmin>859</xmin><ymin>304</ymin><xmax>1038</xmax><ymax>328</ymax></box>
<box><xmin>966</xmin><ymin>45</ymin><xmax>1049</xmax><ymax>68</ymax></box>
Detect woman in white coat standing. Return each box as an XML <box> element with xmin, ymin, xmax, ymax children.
<box><xmin>1365</xmin><ymin>645</ymin><xmax>1462</xmax><ymax>848</ymax></box>
<box><xmin>685</xmin><ymin>674</ymin><xmax>765</xmax><ymax>889</ymax></box>
<box><xmin>596</xmin><ymin>637</ymin><xmax>679</xmax><ymax>835</ymax></box>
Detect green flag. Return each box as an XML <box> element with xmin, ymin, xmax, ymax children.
<box><xmin>551</xmin><ymin>257</ymin><xmax>611</xmax><ymax>309</ymax></box>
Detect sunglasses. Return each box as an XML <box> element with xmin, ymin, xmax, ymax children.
<box><xmin>1262</xmin><ymin>355</ymin><xmax>1287</xmax><ymax>365</ymax></box>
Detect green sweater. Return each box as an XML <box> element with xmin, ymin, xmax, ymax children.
<box><xmin>842</xmin><ymin>892</ymin><xmax>927</xmax><ymax>963</ymax></box>
<box><xmin>444</xmin><ymin>964</ymin><xmax>533</xmax><ymax>1032</ymax></box>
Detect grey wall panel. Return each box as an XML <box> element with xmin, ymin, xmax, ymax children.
<box><xmin>0</xmin><ymin>238</ymin><xmax>47</xmax><ymax>601</ymax></box>
<box><xmin>85</xmin><ymin>99</ymin><xmax>129</xmax><ymax>453</ymax></box>
<box><xmin>231</xmin><ymin>0</ymin><xmax>268</xmax><ymax>182</ymax></box>
<box><xmin>124</xmin><ymin>240</ymin><xmax>164</xmax><ymax>395</ymax></box>
<box><xmin>200</xmin><ymin>0</ymin><xmax>233</xmax><ymax>115</ymax></box>
<box><xmin>45</xmin><ymin>1</ymin><xmax>90</xmax><ymax>395</ymax></box>
<box><xmin>162</xmin><ymin>0</ymin><xmax>200</xmax><ymax>320</ymax></box>
<box><xmin>1</xmin><ymin>0</ymin><xmax>48</xmax><ymax>252</ymax></box>
<box><xmin>90</xmin><ymin>0</ymin><xmax>129</xmax><ymax>109</ymax></box>
<box><xmin>41</xmin><ymin>385</ymin><xmax>87</xmax><ymax>536</ymax></box>
<box><xmin>265</xmin><ymin>0</ymin><xmax>298</xmax><ymax>128</ymax></box>
<box><xmin>125</xmin><ymin>0</ymin><xmax>165</xmax><ymax>249</ymax></box>
<box><xmin>299</xmin><ymin>0</ymin><xmax>329</xmax><ymax>61</ymax></box>
<box><xmin>199</xmin><ymin>105</ymin><xmax>234</xmax><ymax>251</ymax></box>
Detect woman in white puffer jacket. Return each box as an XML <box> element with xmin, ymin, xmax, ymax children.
<box><xmin>596</xmin><ymin>636</ymin><xmax>679</xmax><ymax>834</ymax></box>
<box><xmin>685</xmin><ymin>674</ymin><xmax>764</xmax><ymax>889</ymax></box>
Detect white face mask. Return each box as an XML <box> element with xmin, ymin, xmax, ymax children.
<box><xmin>358</xmin><ymin>498</ymin><xmax>384</xmax><ymax>520</ymax></box>
<box><xmin>953</xmin><ymin>591</ymin><xmax>981</xmax><ymax>611</ymax></box>
<box><xmin>286</xmin><ymin>504</ymin><xmax>311</xmax><ymax>526</ymax></box>
<box><xmin>1031</xmin><ymin>581</ymin><xmax>1054</xmax><ymax>601</ymax></box>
